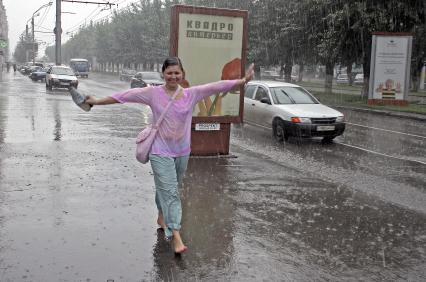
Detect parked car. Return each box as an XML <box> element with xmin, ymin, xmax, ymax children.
<box><xmin>20</xmin><ymin>65</ymin><xmax>32</xmax><ymax>75</ymax></box>
<box><xmin>30</xmin><ymin>67</ymin><xmax>48</xmax><ymax>82</ymax></box>
<box><xmin>20</xmin><ymin>62</ymin><xmax>44</xmax><ymax>75</ymax></box>
<box><xmin>354</xmin><ymin>73</ymin><xmax>364</xmax><ymax>85</ymax></box>
<box><xmin>336</xmin><ymin>73</ymin><xmax>349</xmax><ymax>84</ymax></box>
<box><xmin>119</xmin><ymin>69</ymin><xmax>137</xmax><ymax>81</ymax></box>
<box><xmin>45</xmin><ymin>65</ymin><xmax>78</xmax><ymax>90</ymax></box>
<box><xmin>27</xmin><ymin>66</ymin><xmax>43</xmax><ymax>76</ymax></box>
<box><xmin>244</xmin><ymin>81</ymin><xmax>345</xmax><ymax>142</ymax></box>
<box><xmin>130</xmin><ymin>71</ymin><xmax>164</xmax><ymax>88</ymax></box>
<box><xmin>261</xmin><ymin>70</ymin><xmax>280</xmax><ymax>80</ymax></box>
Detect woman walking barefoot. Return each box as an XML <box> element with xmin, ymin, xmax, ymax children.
<box><xmin>85</xmin><ymin>57</ymin><xmax>254</xmax><ymax>254</ymax></box>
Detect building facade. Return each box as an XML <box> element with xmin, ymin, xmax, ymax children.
<box><xmin>0</xmin><ymin>0</ymin><xmax>9</xmax><ymax>69</ymax></box>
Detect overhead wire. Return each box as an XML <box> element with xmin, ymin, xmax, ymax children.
<box><xmin>64</xmin><ymin>0</ymin><xmax>118</xmax><ymax>32</ymax></box>
<box><xmin>64</xmin><ymin>0</ymin><xmax>139</xmax><ymax>34</ymax></box>
<box><xmin>40</xmin><ymin>0</ymin><xmax>138</xmax><ymax>48</ymax></box>
<box><xmin>36</xmin><ymin>3</ymin><xmax>52</xmax><ymax>28</ymax></box>
<box><xmin>64</xmin><ymin>5</ymin><xmax>104</xmax><ymax>33</ymax></box>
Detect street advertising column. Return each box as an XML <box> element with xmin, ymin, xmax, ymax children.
<box><xmin>170</xmin><ymin>5</ymin><xmax>248</xmax><ymax>156</ymax></box>
<box><xmin>368</xmin><ymin>32</ymin><xmax>413</xmax><ymax>106</ymax></box>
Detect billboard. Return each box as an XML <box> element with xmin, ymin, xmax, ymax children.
<box><xmin>170</xmin><ymin>5</ymin><xmax>248</xmax><ymax>123</ymax></box>
<box><xmin>170</xmin><ymin>5</ymin><xmax>248</xmax><ymax>156</ymax></box>
<box><xmin>368</xmin><ymin>33</ymin><xmax>412</xmax><ymax>105</ymax></box>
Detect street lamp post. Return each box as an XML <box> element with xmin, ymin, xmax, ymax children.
<box><xmin>26</xmin><ymin>1</ymin><xmax>52</xmax><ymax>64</ymax></box>
<box><xmin>31</xmin><ymin>15</ymin><xmax>37</xmax><ymax>64</ymax></box>
<box><xmin>55</xmin><ymin>0</ymin><xmax>61</xmax><ymax>65</ymax></box>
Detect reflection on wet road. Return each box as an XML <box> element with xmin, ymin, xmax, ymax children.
<box><xmin>0</xmin><ymin>72</ymin><xmax>425</xmax><ymax>281</ymax></box>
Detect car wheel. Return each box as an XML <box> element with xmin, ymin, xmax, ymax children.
<box><xmin>322</xmin><ymin>136</ymin><xmax>336</xmax><ymax>143</ymax></box>
<box><xmin>273</xmin><ymin>119</ymin><xmax>287</xmax><ymax>142</ymax></box>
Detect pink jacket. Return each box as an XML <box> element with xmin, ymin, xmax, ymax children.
<box><xmin>110</xmin><ymin>80</ymin><xmax>239</xmax><ymax>157</ymax></box>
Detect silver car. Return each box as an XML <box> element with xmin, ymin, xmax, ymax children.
<box><xmin>244</xmin><ymin>81</ymin><xmax>345</xmax><ymax>142</ymax></box>
<box><xmin>45</xmin><ymin>66</ymin><xmax>78</xmax><ymax>90</ymax></box>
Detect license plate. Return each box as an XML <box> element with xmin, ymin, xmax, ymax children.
<box><xmin>60</xmin><ymin>82</ymin><xmax>70</xmax><ymax>86</ymax></box>
<box><xmin>195</xmin><ymin>123</ymin><xmax>220</xmax><ymax>131</ymax></box>
<box><xmin>317</xmin><ymin>125</ymin><xmax>335</xmax><ymax>131</ymax></box>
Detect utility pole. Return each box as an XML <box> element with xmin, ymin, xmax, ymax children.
<box><xmin>55</xmin><ymin>0</ymin><xmax>61</xmax><ymax>65</ymax></box>
<box><xmin>32</xmin><ymin>17</ymin><xmax>35</xmax><ymax>64</ymax></box>
<box><xmin>55</xmin><ymin>0</ymin><xmax>116</xmax><ymax>66</ymax></box>
<box><xmin>25</xmin><ymin>23</ymin><xmax>29</xmax><ymax>63</ymax></box>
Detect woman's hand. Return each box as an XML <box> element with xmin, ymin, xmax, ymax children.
<box><xmin>85</xmin><ymin>95</ymin><xmax>97</xmax><ymax>106</ymax></box>
<box><xmin>239</xmin><ymin>63</ymin><xmax>255</xmax><ymax>85</ymax></box>
<box><xmin>245</xmin><ymin>63</ymin><xmax>254</xmax><ymax>82</ymax></box>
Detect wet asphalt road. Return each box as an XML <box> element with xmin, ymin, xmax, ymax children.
<box><xmin>0</xmin><ymin>72</ymin><xmax>425</xmax><ymax>281</ymax></box>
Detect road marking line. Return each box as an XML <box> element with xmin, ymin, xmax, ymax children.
<box><xmin>243</xmin><ymin>121</ymin><xmax>271</xmax><ymax>129</ymax></box>
<box><xmin>347</xmin><ymin>122</ymin><xmax>426</xmax><ymax>139</ymax></box>
<box><xmin>243</xmin><ymin>121</ymin><xmax>426</xmax><ymax>165</ymax></box>
<box><xmin>337</xmin><ymin>142</ymin><xmax>426</xmax><ymax>165</ymax></box>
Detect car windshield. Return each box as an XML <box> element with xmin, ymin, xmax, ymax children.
<box><xmin>52</xmin><ymin>68</ymin><xmax>74</xmax><ymax>75</ymax></box>
<box><xmin>142</xmin><ymin>73</ymin><xmax>162</xmax><ymax>80</ymax></box>
<box><xmin>270</xmin><ymin>86</ymin><xmax>318</xmax><ymax>104</ymax></box>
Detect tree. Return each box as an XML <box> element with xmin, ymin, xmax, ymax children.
<box><xmin>13</xmin><ymin>34</ymin><xmax>33</xmax><ymax>63</ymax></box>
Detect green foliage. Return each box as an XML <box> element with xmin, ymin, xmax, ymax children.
<box><xmin>14</xmin><ymin>34</ymin><xmax>33</xmax><ymax>63</ymax></box>
<box><xmin>44</xmin><ymin>0</ymin><xmax>171</xmax><ymax>66</ymax></box>
<box><xmin>39</xmin><ymin>0</ymin><xmax>425</xmax><ymax>79</ymax></box>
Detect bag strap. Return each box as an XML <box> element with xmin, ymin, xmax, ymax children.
<box><xmin>153</xmin><ymin>86</ymin><xmax>182</xmax><ymax>128</ymax></box>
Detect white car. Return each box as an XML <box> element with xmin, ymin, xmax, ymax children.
<box><xmin>354</xmin><ymin>73</ymin><xmax>364</xmax><ymax>85</ymax></box>
<box><xmin>45</xmin><ymin>65</ymin><xmax>79</xmax><ymax>90</ymax></box>
<box><xmin>336</xmin><ymin>73</ymin><xmax>349</xmax><ymax>84</ymax></box>
<box><xmin>244</xmin><ymin>81</ymin><xmax>345</xmax><ymax>142</ymax></box>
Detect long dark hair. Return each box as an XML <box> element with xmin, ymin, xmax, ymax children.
<box><xmin>161</xmin><ymin>57</ymin><xmax>184</xmax><ymax>73</ymax></box>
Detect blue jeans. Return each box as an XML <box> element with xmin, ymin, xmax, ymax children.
<box><xmin>149</xmin><ymin>154</ymin><xmax>189</xmax><ymax>239</ymax></box>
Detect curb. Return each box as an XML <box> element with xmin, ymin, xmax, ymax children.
<box><xmin>331</xmin><ymin>105</ymin><xmax>426</xmax><ymax>122</ymax></box>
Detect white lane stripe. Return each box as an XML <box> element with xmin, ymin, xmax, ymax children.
<box><xmin>243</xmin><ymin>121</ymin><xmax>271</xmax><ymax>129</ymax></box>
<box><xmin>347</xmin><ymin>122</ymin><xmax>426</xmax><ymax>139</ymax></box>
<box><xmin>337</xmin><ymin>142</ymin><xmax>426</xmax><ymax>165</ymax></box>
<box><xmin>243</xmin><ymin>121</ymin><xmax>426</xmax><ymax>165</ymax></box>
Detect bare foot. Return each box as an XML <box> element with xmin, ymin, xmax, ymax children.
<box><xmin>157</xmin><ymin>214</ymin><xmax>166</xmax><ymax>230</ymax></box>
<box><xmin>172</xmin><ymin>230</ymin><xmax>187</xmax><ymax>254</ymax></box>
<box><xmin>173</xmin><ymin>240</ymin><xmax>187</xmax><ymax>254</ymax></box>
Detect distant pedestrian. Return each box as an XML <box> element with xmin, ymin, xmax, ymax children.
<box><xmin>13</xmin><ymin>63</ymin><xmax>16</xmax><ymax>73</ymax></box>
<box><xmin>84</xmin><ymin>57</ymin><xmax>254</xmax><ymax>254</ymax></box>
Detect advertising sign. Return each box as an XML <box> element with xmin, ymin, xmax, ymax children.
<box><xmin>368</xmin><ymin>33</ymin><xmax>412</xmax><ymax>105</ymax></box>
<box><xmin>170</xmin><ymin>5</ymin><xmax>248</xmax><ymax>155</ymax></box>
<box><xmin>171</xmin><ymin>5</ymin><xmax>247</xmax><ymax>123</ymax></box>
<box><xmin>178</xmin><ymin>13</ymin><xmax>243</xmax><ymax>118</ymax></box>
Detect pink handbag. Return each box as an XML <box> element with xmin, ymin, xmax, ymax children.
<box><xmin>135</xmin><ymin>87</ymin><xmax>181</xmax><ymax>163</ymax></box>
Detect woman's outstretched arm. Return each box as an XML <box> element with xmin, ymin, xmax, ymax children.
<box><xmin>86</xmin><ymin>86</ymin><xmax>154</xmax><ymax>106</ymax></box>
<box><xmin>190</xmin><ymin>63</ymin><xmax>255</xmax><ymax>102</ymax></box>
<box><xmin>85</xmin><ymin>96</ymin><xmax>118</xmax><ymax>106</ymax></box>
